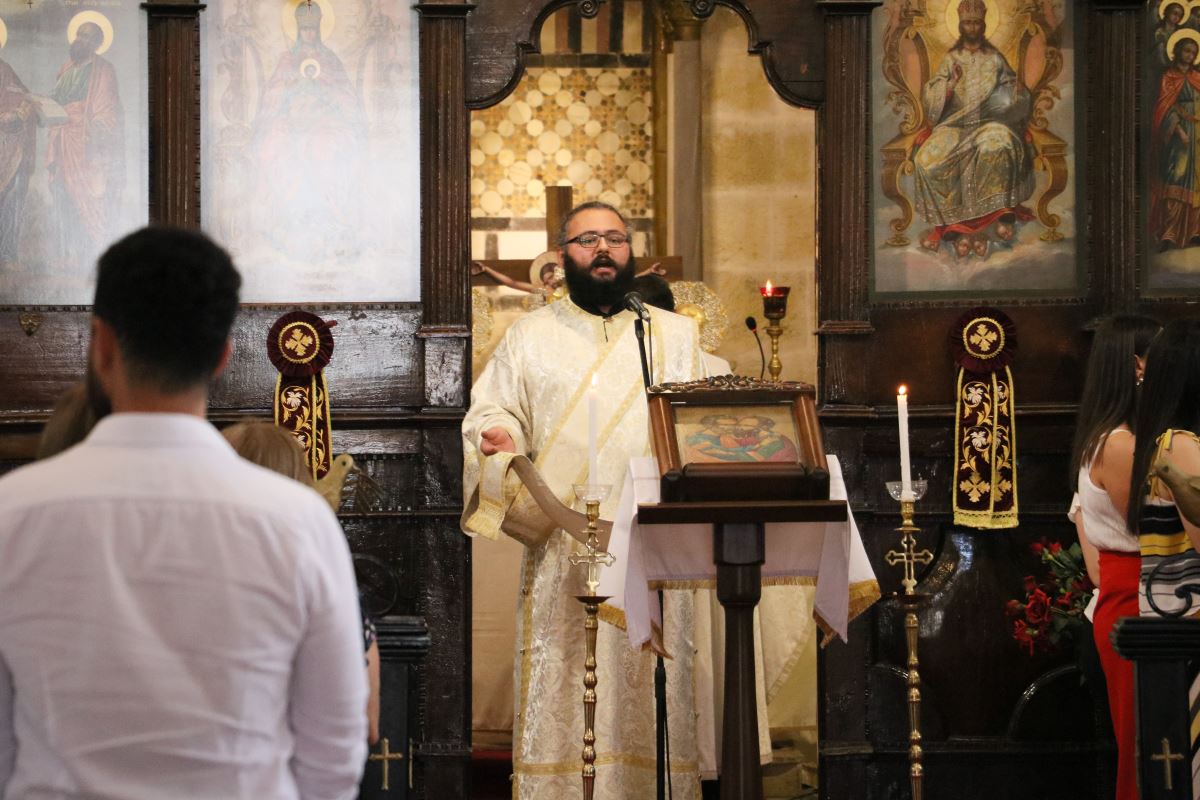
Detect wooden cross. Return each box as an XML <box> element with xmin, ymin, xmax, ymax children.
<box><xmin>1151</xmin><ymin>736</ymin><xmax>1184</xmax><ymax>791</ymax></box>
<box><xmin>368</xmin><ymin>737</ymin><xmax>405</xmax><ymax>791</ymax></box>
<box><xmin>570</xmin><ymin>537</ymin><xmax>615</xmax><ymax>596</ymax></box>
<box><xmin>886</xmin><ymin>531</ymin><xmax>933</xmax><ymax>595</ymax></box>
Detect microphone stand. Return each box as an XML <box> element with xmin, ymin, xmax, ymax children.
<box><xmin>630</xmin><ymin>310</ymin><xmax>668</xmax><ymax>798</ymax></box>
<box><xmin>633</xmin><ymin>317</ymin><xmax>652</xmax><ymax>391</ymax></box>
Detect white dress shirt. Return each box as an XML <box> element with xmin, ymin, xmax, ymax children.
<box><xmin>0</xmin><ymin>414</ymin><xmax>367</xmax><ymax>800</ymax></box>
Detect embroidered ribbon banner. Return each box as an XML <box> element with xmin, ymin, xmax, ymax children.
<box><xmin>267</xmin><ymin>311</ymin><xmax>337</xmax><ymax>479</ymax></box>
<box><xmin>950</xmin><ymin>308</ymin><xmax>1018</xmax><ymax>529</ymax></box>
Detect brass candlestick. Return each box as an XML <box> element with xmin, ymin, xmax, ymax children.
<box><xmin>760</xmin><ymin>283</ymin><xmax>790</xmax><ymax>382</ymax></box>
<box><xmin>884</xmin><ymin>480</ymin><xmax>933</xmax><ymax>800</ymax></box>
<box><xmin>570</xmin><ymin>484</ymin><xmax>614</xmax><ymax>800</ymax></box>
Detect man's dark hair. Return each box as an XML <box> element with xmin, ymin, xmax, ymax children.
<box><xmin>556</xmin><ymin>201</ymin><xmax>632</xmax><ymax>247</ymax></box>
<box><xmin>632</xmin><ymin>274</ymin><xmax>675</xmax><ymax>312</ymax></box>
<box><xmin>92</xmin><ymin>226</ymin><xmax>241</xmax><ymax>392</ymax></box>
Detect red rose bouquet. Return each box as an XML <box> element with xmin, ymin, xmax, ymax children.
<box><xmin>1006</xmin><ymin>537</ymin><xmax>1095</xmax><ymax>656</ymax></box>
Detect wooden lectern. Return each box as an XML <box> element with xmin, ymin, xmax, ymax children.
<box><xmin>639</xmin><ymin>377</ymin><xmax>846</xmax><ymax>800</ymax></box>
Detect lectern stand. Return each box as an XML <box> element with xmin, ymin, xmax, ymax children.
<box><xmin>637</xmin><ymin>500</ymin><xmax>847</xmax><ymax>800</ymax></box>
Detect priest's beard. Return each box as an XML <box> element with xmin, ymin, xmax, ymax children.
<box><xmin>562</xmin><ymin>250</ymin><xmax>637</xmax><ymax>314</ymax></box>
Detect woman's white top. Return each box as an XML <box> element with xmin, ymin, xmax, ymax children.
<box><xmin>1068</xmin><ymin>428</ymin><xmax>1139</xmax><ymax>554</ymax></box>
<box><xmin>1068</xmin><ymin>428</ymin><xmax>1138</xmax><ymax>621</ymax></box>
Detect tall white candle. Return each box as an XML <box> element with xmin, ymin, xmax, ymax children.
<box><xmin>588</xmin><ymin>374</ymin><xmax>599</xmax><ymax>487</ymax></box>
<box><xmin>897</xmin><ymin>385</ymin><xmax>914</xmax><ymax>501</ymax></box>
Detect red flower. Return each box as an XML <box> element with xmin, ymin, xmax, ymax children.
<box><xmin>1023</xmin><ymin>575</ymin><xmax>1038</xmax><ymax>592</ymax></box>
<box><xmin>1030</xmin><ymin>541</ymin><xmax>1044</xmax><ymax>555</ymax></box>
<box><xmin>1056</xmin><ymin>593</ymin><xmax>1073</xmax><ymax>609</ymax></box>
<box><xmin>1049</xmin><ymin>541</ymin><xmax>1063</xmax><ymax>555</ymax></box>
<box><xmin>1025</xmin><ymin>588</ymin><xmax>1051</xmax><ymax>625</ymax></box>
<box><xmin>1013</xmin><ymin>620</ymin><xmax>1037</xmax><ymax>655</ymax></box>
<box><xmin>1005</xmin><ymin>599</ymin><xmax>1023</xmax><ymax>618</ymax></box>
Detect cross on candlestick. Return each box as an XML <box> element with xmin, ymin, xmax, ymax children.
<box><xmin>886</xmin><ymin>503</ymin><xmax>933</xmax><ymax>594</ymax></box>
<box><xmin>569</xmin><ymin>500</ymin><xmax>614</xmax><ymax>595</ymax></box>
<box><xmin>1151</xmin><ymin>737</ymin><xmax>1184</xmax><ymax>791</ymax></box>
<box><xmin>367</xmin><ymin>737</ymin><xmax>405</xmax><ymax>791</ymax></box>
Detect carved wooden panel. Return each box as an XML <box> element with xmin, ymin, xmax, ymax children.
<box><xmin>813</xmin><ymin>0</ymin><xmax>1139</xmax><ymax>797</ymax></box>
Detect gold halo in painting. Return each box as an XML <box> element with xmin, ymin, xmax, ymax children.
<box><xmin>944</xmin><ymin>0</ymin><xmax>1000</xmax><ymax>39</ymax></box>
<box><xmin>1159</xmin><ymin>0</ymin><xmax>1189</xmax><ymax>20</ymax></box>
<box><xmin>282</xmin><ymin>0</ymin><xmax>336</xmax><ymax>45</ymax></box>
<box><xmin>0</xmin><ymin>18</ymin><xmax>7</xmax><ymax>50</ymax></box>
<box><xmin>529</xmin><ymin>251</ymin><xmax>558</xmax><ymax>286</ymax></box>
<box><xmin>298</xmin><ymin>57</ymin><xmax>321</xmax><ymax>79</ymax></box>
<box><xmin>68</xmin><ymin>11</ymin><xmax>114</xmax><ymax>56</ymax></box>
<box><xmin>1167</xmin><ymin>28</ymin><xmax>1200</xmax><ymax>61</ymax></box>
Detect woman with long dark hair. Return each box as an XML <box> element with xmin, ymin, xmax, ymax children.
<box><xmin>1127</xmin><ymin>319</ymin><xmax>1200</xmax><ymax>616</ymax></box>
<box><xmin>1069</xmin><ymin>314</ymin><xmax>1160</xmax><ymax>800</ymax></box>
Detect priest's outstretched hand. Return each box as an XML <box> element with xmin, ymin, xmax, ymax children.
<box><xmin>480</xmin><ymin>427</ymin><xmax>517</xmax><ymax>455</ymax></box>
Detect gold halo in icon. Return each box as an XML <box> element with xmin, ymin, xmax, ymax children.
<box><xmin>67</xmin><ymin>10</ymin><xmax>114</xmax><ymax>56</ymax></box>
<box><xmin>1167</xmin><ymin>27</ymin><xmax>1200</xmax><ymax>61</ymax></box>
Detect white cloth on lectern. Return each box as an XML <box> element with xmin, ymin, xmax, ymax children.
<box><xmin>598</xmin><ymin>454</ymin><xmax>877</xmax><ymax>649</ymax></box>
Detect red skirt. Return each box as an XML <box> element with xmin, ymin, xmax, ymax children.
<box><xmin>1093</xmin><ymin>550</ymin><xmax>1140</xmax><ymax>800</ymax></box>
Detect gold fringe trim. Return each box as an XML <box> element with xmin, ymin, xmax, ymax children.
<box><xmin>598</xmin><ymin>602</ymin><xmax>627</xmax><ymax>630</ymax></box>
<box><xmin>952</xmin><ymin>508</ymin><xmax>1019</xmax><ymax>530</ymax></box>
<box><xmin>515</xmin><ymin>752</ymin><xmax>699</xmax><ymax>775</ymax></box>
<box><xmin>846</xmin><ymin>579</ymin><xmax>882</xmax><ymax>624</ymax></box>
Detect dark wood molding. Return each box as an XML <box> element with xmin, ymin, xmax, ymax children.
<box><xmin>816</xmin><ymin>6</ymin><xmax>875</xmax><ymax>406</ymax></box>
<box><xmin>418</xmin><ymin>3</ymin><xmax>473</xmax><ymax>341</ymax></box>
<box><xmin>142</xmin><ymin>1</ymin><xmax>204</xmax><ymax>227</ymax></box>
<box><xmin>464</xmin><ymin>0</ymin><xmax>577</xmax><ymax>109</ymax></box>
<box><xmin>816</xmin><ymin>320</ymin><xmax>875</xmax><ymax>336</ymax></box>
<box><xmin>466</xmin><ymin>1</ymin><xmax>826</xmax><ymax>110</ymax></box>
<box><xmin>1086</xmin><ymin>2</ymin><xmax>1139</xmax><ymax>311</ymax></box>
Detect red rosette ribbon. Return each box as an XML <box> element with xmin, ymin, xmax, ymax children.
<box><xmin>949</xmin><ymin>307</ymin><xmax>1017</xmax><ymax>375</ymax></box>
<box><xmin>267</xmin><ymin>311</ymin><xmax>338</xmax><ymax>479</ymax></box>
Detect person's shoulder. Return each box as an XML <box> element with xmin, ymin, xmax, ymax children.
<box><xmin>0</xmin><ymin>451</ymin><xmax>76</xmax><ymax>507</ymax></box>
<box><xmin>218</xmin><ymin>456</ymin><xmax>332</xmax><ymax>514</ymax></box>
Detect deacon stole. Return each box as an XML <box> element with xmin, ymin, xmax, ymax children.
<box><xmin>463</xmin><ymin>298</ymin><xmax>704</xmax><ymax>799</ymax></box>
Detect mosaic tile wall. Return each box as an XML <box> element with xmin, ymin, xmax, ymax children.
<box><xmin>469</xmin><ymin>1</ymin><xmax>655</xmax><ymax>259</ymax></box>
<box><xmin>470</xmin><ymin>67</ymin><xmax>654</xmax><ymax>222</ymax></box>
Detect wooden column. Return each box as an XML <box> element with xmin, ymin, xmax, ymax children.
<box><xmin>1088</xmin><ymin>0</ymin><xmax>1140</xmax><ymax>312</ymax></box>
<box><xmin>414</xmin><ymin>4</ymin><xmax>473</xmax><ymax>798</ymax></box>
<box><xmin>142</xmin><ymin>1</ymin><xmax>204</xmax><ymax>228</ymax></box>
<box><xmin>815</xmin><ymin>0</ymin><xmax>879</xmax><ymax>407</ymax></box>
<box><xmin>417</xmin><ymin>1</ymin><xmax>473</xmax><ymax>342</ymax></box>
<box><xmin>545</xmin><ymin>185</ymin><xmax>574</xmax><ymax>250</ymax></box>
<box><xmin>715</xmin><ymin>522</ymin><xmax>766</xmax><ymax>800</ymax></box>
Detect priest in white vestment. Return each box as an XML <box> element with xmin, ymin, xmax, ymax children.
<box><xmin>463</xmin><ymin>202</ymin><xmax>706</xmax><ymax>799</ymax></box>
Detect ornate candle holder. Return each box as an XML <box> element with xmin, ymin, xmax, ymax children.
<box><xmin>569</xmin><ymin>484</ymin><xmax>615</xmax><ymax>800</ymax></box>
<box><xmin>759</xmin><ymin>283</ymin><xmax>790</xmax><ymax>382</ymax></box>
<box><xmin>884</xmin><ymin>479</ymin><xmax>932</xmax><ymax>800</ymax></box>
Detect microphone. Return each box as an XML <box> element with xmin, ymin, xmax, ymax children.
<box><xmin>746</xmin><ymin>316</ymin><xmax>766</xmax><ymax>380</ymax></box>
<box><xmin>624</xmin><ymin>291</ymin><xmax>652</xmax><ymax>322</ymax></box>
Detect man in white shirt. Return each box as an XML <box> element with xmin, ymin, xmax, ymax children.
<box><xmin>0</xmin><ymin>227</ymin><xmax>367</xmax><ymax>799</ymax></box>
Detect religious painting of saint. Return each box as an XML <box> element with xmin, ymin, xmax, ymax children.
<box><xmin>870</xmin><ymin>0</ymin><xmax>1078</xmax><ymax>297</ymax></box>
<box><xmin>0</xmin><ymin>5</ymin><xmax>147</xmax><ymax>305</ymax></box>
<box><xmin>1143</xmin><ymin>1</ymin><xmax>1200</xmax><ymax>292</ymax></box>
<box><xmin>202</xmin><ymin>0</ymin><xmax>420</xmax><ymax>302</ymax></box>
<box><xmin>673</xmin><ymin>405</ymin><xmax>801</xmax><ymax>465</ymax></box>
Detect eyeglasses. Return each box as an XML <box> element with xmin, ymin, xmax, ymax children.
<box><xmin>564</xmin><ymin>232</ymin><xmax>629</xmax><ymax>249</ymax></box>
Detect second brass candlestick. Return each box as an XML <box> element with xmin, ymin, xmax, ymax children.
<box><xmin>570</xmin><ymin>487</ymin><xmax>614</xmax><ymax>800</ymax></box>
<box><xmin>885</xmin><ymin>484</ymin><xmax>933</xmax><ymax>800</ymax></box>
